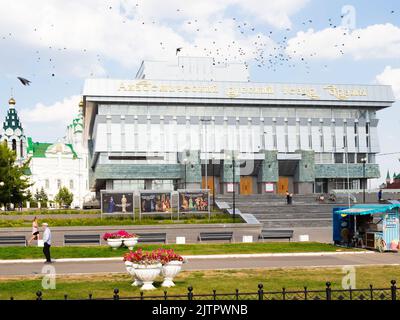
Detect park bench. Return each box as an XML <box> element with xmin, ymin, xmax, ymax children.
<box><xmin>258</xmin><ymin>229</ymin><xmax>294</xmax><ymax>242</ymax></box>
<box><xmin>198</xmin><ymin>232</ymin><xmax>234</xmax><ymax>242</ymax></box>
<box><xmin>0</xmin><ymin>236</ymin><xmax>26</xmax><ymax>246</ymax></box>
<box><xmin>136</xmin><ymin>233</ymin><xmax>167</xmax><ymax>244</ymax></box>
<box><xmin>64</xmin><ymin>234</ymin><xmax>101</xmax><ymax>246</ymax></box>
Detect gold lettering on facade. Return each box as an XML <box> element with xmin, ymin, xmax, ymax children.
<box><xmin>282</xmin><ymin>86</ymin><xmax>320</xmax><ymax>99</ymax></box>
<box><xmin>323</xmin><ymin>85</ymin><xmax>368</xmax><ymax>100</ymax></box>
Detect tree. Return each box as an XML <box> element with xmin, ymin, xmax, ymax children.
<box><xmin>0</xmin><ymin>141</ymin><xmax>31</xmax><ymax>209</ymax></box>
<box><xmin>55</xmin><ymin>186</ymin><xmax>74</xmax><ymax>208</ymax></box>
<box><xmin>34</xmin><ymin>187</ymin><xmax>48</xmax><ymax>208</ymax></box>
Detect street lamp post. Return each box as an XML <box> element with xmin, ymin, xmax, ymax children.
<box><xmin>211</xmin><ymin>156</ymin><xmax>216</xmax><ymax>210</ymax></box>
<box><xmin>361</xmin><ymin>157</ymin><xmax>367</xmax><ymax>203</ymax></box>
<box><xmin>183</xmin><ymin>158</ymin><xmax>188</xmax><ymax>189</ymax></box>
<box><xmin>232</xmin><ymin>153</ymin><xmax>236</xmax><ymax>222</ymax></box>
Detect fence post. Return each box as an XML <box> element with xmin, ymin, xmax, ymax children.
<box><xmin>89</xmin><ymin>293</ymin><xmax>93</xmax><ymax>300</ymax></box>
<box><xmin>113</xmin><ymin>288</ymin><xmax>119</xmax><ymax>300</ymax></box>
<box><xmin>188</xmin><ymin>286</ymin><xmax>193</xmax><ymax>300</ymax></box>
<box><xmin>235</xmin><ymin>289</ymin><xmax>239</xmax><ymax>300</ymax></box>
<box><xmin>213</xmin><ymin>289</ymin><xmax>217</xmax><ymax>300</ymax></box>
<box><xmin>164</xmin><ymin>291</ymin><xmax>168</xmax><ymax>300</ymax></box>
<box><xmin>258</xmin><ymin>284</ymin><xmax>264</xmax><ymax>301</ymax></box>
<box><xmin>369</xmin><ymin>285</ymin><xmax>373</xmax><ymax>300</ymax></box>
<box><xmin>391</xmin><ymin>280</ymin><xmax>397</xmax><ymax>301</ymax></box>
<box><xmin>10</xmin><ymin>296</ymin><xmax>14</xmax><ymax>301</ymax></box>
<box><xmin>36</xmin><ymin>291</ymin><xmax>42</xmax><ymax>301</ymax></box>
<box><xmin>282</xmin><ymin>287</ymin><xmax>286</xmax><ymax>300</ymax></box>
<box><xmin>64</xmin><ymin>294</ymin><xmax>68</xmax><ymax>300</ymax></box>
<box><xmin>140</xmin><ymin>291</ymin><xmax>144</xmax><ymax>300</ymax></box>
<box><xmin>325</xmin><ymin>282</ymin><xmax>332</xmax><ymax>301</ymax></box>
<box><xmin>304</xmin><ymin>287</ymin><xmax>308</xmax><ymax>300</ymax></box>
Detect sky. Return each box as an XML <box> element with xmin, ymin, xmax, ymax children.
<box><xmin>0</xmin><ymin>0</ymin><xmax>399</xmax><ymax>187</ymax></box>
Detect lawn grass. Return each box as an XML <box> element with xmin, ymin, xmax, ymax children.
<box><xmin>0</xmin><ymin>266</ymin><xmax>398</xmax><ymax>300</ymax></box>
<box><xmin>0</xmin><ymin>213</ymin><xmax>242</xmax><ymax>228</ymax></box>
<box><xmin>0</xmin><ymin>242</ymin><xmax>357</xmax><ymax>260</ymax></box>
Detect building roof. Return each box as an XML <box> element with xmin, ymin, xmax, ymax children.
<box><xmin>27</xmin><ymin>137</ymin><xmax>78</xmax><ymax>159</ymax></box>
<box><xmin>2</xmin><ymin>102</ymin><xmax>24</xmax><ymax>132</ymax></box>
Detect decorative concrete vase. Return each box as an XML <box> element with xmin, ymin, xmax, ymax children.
<box><xmin>125</xmin><ymin>261</ymin><xmax>143</xmax><ymax>287</ymax></box>
<box><xmin>161</xmin><ymin>261</ymin><xmax>183</xmax><ymax>287</ymax></box>
<box><xmin>135</xmin><ymin>263</ymin><xmax>162</xmax><ymax>290</ymax></box>
<box><xmin>107</xmin><ymin>238</ymin><xmax>123</xmax><ymax>250</ymax></box>
<box><xmin>123</xmin><ymin>237</ymin><xmax>138</xmax><ymax>250</ymax></box>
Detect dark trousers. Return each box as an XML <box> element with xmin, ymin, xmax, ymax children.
<box><xmin>43</xmin><ymin>243</ymin><xmax>51</xmax><ymax>262</ymax></box>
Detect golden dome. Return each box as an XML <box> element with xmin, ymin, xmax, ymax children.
<box><xmin>79</xmin><ymin>100</ymin><xmax>84</xmax><ymax>108</ymax></box>
<box><xmin>8</xmin><ymin>97</ymin><xmax>16</xmax><ymax>105</ymax></box>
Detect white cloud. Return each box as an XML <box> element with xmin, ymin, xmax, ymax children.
<box><xmin>20</xmin><ymin>95</ymin><xmax>80</xmax><ymax>125</ymax></box>
<box><xmin>376</xmin><ymin>66</ymin><xmax>400</xmax><ymax>100</ymax></box>
<box><xmin>286</xmin><ymin>23</ymin><xmax>400</xmax><ymax>60</ymax></box>
<box><xmin>0</xmin><ymin>0</ymin><xmax>308</xmax><ymax>78</ymax></box>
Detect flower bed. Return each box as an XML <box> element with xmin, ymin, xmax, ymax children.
<box><xmin>103</xmin><ymin>230</ymin><xmax>138</xmax><ymax>250</ymax></box>
<box><xmin>123</xmin><ymin>248</ymin><xmax>186</xmax><ymax>289</ymax></box>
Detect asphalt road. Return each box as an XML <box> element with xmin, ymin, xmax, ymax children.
<box><xmin>0</xmin><ymin>252</ymin><xmax>399</xmax><ymax>278</ymax></box>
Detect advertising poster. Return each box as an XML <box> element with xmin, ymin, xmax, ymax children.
<box><xmin>179</xmin><ymin>191</ymin><xmax>209</xmax><ymax>213</ymax></box>
<box><xmin>140</xmin><ymin>192</ymin><xmax>172</xmax><ymax>213</ymax></box>
<box><xmin>101</xmin><ymin>192</ymin><xmax>134</xmax><ymax>214</ymax></box>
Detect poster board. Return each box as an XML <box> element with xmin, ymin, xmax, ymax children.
<box><xmin>265</xmin><ymin>183</ymin><xmax>274</xmax><ymax>193</ymax></box>
<box><xmin>100</xmin><ymin>190</ymin><xmax>135</xmax><ymax>220</ymax></box>
<box><xmin>139</xmin><ymin>191</ymin><xmax>173</xmax><ymax>220</ymax></box>
<box><xmin>177</xmin><ymin>189</ymin><xmax>210</xmax><ymax>220</ymax></box>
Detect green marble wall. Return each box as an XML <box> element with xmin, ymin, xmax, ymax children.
<box><xmin>181</xmin><ymin>150</ymin><xmax>202</xmax><ymax>183</ymax></box>
<box><xmin>295</xmin><ymin>150</ymin><xmax>315</xmax><ymax>182</ymax></box>
<box><xmin>257</xmin><ymin>150</ymin><xmax>278</xmax><ymax>182</ymax></box>
<box><xmin>315</xmin><ymin>163</ymin><xmax>380</xmax><ymax>178</ymax></box>
<box><xmin>94</xmin><ymin>164</ymin><xmax>182</xmax><ymax>180</ymax></box>
<box><xmin>221</xmin><ymin>152</ymin><xmax>241</xmax><ymax>183</ymax></box>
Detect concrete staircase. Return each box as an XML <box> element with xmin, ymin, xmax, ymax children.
<box><xmin>216</xmin><ymin>194</ymin><xmax>348</xmax><ymax>228</ymax></box>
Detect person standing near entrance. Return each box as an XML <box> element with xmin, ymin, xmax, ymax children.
<box><xmin>286</xmin><ymin>191</ymin><xmax>290</xmax><ymax>205</ymax></box>
<box><xmin>378</xmin><ymin>189</ymin><xmax>382</xmax><ymax>202</ymax></box>
<box><xmin>42</xmin><ymin>223</ymin><xmax>52</xmax><ymax>263</ymax></box>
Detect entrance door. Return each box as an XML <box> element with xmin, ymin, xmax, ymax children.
<box><xmin>202</xmin><ymin>176</ymin><xmax>215</xmax><ymax>194</ymax></box>
<box><xmin>240</xmin><ymin>176</ymin><xmax>253</xmax><ymax>195</ymax></box>
<box><xmin>277</xmin><ymin>177</ymin><xmax>289</xmax><ymax>195</ymax></box>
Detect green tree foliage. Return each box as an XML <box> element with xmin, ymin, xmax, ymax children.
<box><xmin>55</xmin><ymin>186</ymin><xmax>74</xmax><ymax>207</ymax></box>
<box><xmin>0</xmin><ymin>141</ymin><xmax>31</xmax><ymax>209</ymax></box>
<box><xmin>34</xmin><ymin>187</ymin><xmax>48</xmax><ymax>208</ymax></box>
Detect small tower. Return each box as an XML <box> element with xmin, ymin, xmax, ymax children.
<box><xmin>1</xmin><ymin>97</ymin><xmax>27</xmax><ymax>163</ymax></box>
<box><xmin>386</xmin><ymin>170</ymin><xmax>391</xmax><ymax>185</ymax></box>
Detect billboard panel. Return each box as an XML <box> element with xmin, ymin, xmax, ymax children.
<box><xmin>140</xmin><ymin>192</ymin><xmax>172</xmax><ymax>213</ymax></box>
<box><xmin>179</xmin><ymin>190</ymin><xmax>209</xmax><ymax>213</ymax></box>
<box><xmin>101</xmin><ymin>192</ymin><xmax>134</xmax><ymax>214</ymax></box>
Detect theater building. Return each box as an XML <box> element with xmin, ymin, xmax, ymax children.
<box><xmin>82</xmin><ymin>57</ymin><xmax>395</xmax><ymax>196</ymax></box>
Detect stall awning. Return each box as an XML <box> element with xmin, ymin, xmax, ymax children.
<box><xmin>336</xmin><ymin>204</ymin><xmax>400</xmax><ymax>216</ymax></box>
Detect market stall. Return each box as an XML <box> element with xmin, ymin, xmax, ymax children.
<box><xmin>333</xmin><ymin>204</ymin><xmax>400</xmax><ymax>252</ymax></box>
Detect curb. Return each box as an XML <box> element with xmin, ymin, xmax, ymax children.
<box><xmin>0</xmin><ymin>251</ymin><xmax>373</xmax><ymax>264</ymax></box>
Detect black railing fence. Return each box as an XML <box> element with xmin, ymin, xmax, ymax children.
<box><xmin>16</xmin><ymin>280</ymin><xmax>398</xmax><ymax>301</ymax></box>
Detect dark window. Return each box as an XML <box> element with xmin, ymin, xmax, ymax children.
<box><xmin>334</xmin><ymin>153</ymin><xmax>343</xmax><ymax>163</ymax></box>
<box><xmin>12</xmin><ymin>139</ymin><xmax>16</xmax><ymax>152</ymax></box>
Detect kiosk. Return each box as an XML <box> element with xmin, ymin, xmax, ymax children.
<box><xmin>333</xmin><ymin>204</ymin><xmax>400</xmax><ymax>252</ymax></box>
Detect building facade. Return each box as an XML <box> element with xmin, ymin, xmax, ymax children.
<box><xmin>26</xmin><ymin>101</ymin><xmax>92</xmax><ymax>208</ymax></box>
<box><xmin>82</xmin><ymin>57</ymin><xmax>395</xmax><ymax>196</ymax></box>
<box><xmin>0</xmin><ymin>97</ymin><xmax>27</xmax><ymax>164</ymax></box>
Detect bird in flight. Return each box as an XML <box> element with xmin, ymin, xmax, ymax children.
<box><xmin>17</xmin><ymin>77</ymin><xmax>31</xmax><ymax>86</ymax></box>
<box><xmin>176</xmin><ymin>47</ymin><xmax>182</xmax><ymax>55</ymax></box>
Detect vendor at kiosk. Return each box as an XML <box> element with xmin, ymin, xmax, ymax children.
<box><xmin>333</xmin><ymin>204</ymin><xmax>400</xmax><ymax>252</ymax></box>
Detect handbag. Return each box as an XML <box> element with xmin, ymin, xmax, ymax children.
<box><xmin>37</xmin><ymin>240</ymin><xmax>44</xmax><ymax>247</ymax></box>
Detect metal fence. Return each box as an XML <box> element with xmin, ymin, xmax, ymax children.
<box><xmin>23</xmin><ymin>280</ymin><xmax>398</xmax><ymax>301</ymax></box>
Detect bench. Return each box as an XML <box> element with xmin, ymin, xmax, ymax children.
<box><xmin>64</xmin><ymin>234</ymin><xmax>101</xmax><ymax>246</ymax></box>
<box><xmin>0</xmin><ymin>236</ymin><xmax>26</xmax><ymax>246</ymax></box>
<box><xmin>198</xmin><ymin>232</ymin><xmax>234</xmax><ymax>242</ymax></box>
<box><xmin>137</xmin><ymin>233</ymin><xmax>167</xmax><ymax>244</ymax></box>
<box><xmin>258</xmin><ymin>229</ymin><xmax>294</xmax><ymax>242</ymax></box>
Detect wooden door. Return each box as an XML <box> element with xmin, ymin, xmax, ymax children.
<box><xmin>278</xmin><ymin>177</ymin><xmax>289</xmax><ymax>195</ymax></box>
<box><xmin>240</xmin><ymin>176</ymin><xmax>253</xmax><ymax>195</ymax></box>
<box><xmin>202</xmin><ymin>176</ymin><xmax>215</xmax><ymax>194</ymax></box>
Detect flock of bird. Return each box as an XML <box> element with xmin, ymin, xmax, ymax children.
<box><xmin>1</xmin><ymin>4</ymin><xmax>397</xmax><ymax>87</ymax></box>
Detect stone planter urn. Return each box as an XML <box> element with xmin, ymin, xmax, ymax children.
<box><xmin>124</xmin><ymin>261</ymin><xmax>143</xmax><ymax>287</ymax></box>
<box><xmin>161</xmin><ymin>261</ymin><xmax>183</xmax><ymax>287</ymax></box>
<box><xmin>134</xmin><ymin>263</ymin><xmax>162</xmax><ymax>290</ymax></box>
<box><xmin>107</xmin><ymin>238</ymin><xmax>123</xmax><ymax>250</ymax></box>
<box><xmin>123</xmin><ymin>237</ymin><xmax>138</xmax><ymax>250</ymax></box>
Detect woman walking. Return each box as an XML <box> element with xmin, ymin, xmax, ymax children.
<box><xmin>28</xmin><ymin>217</ymin><xmax>40</xmax><ymax>245</ymax></box>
